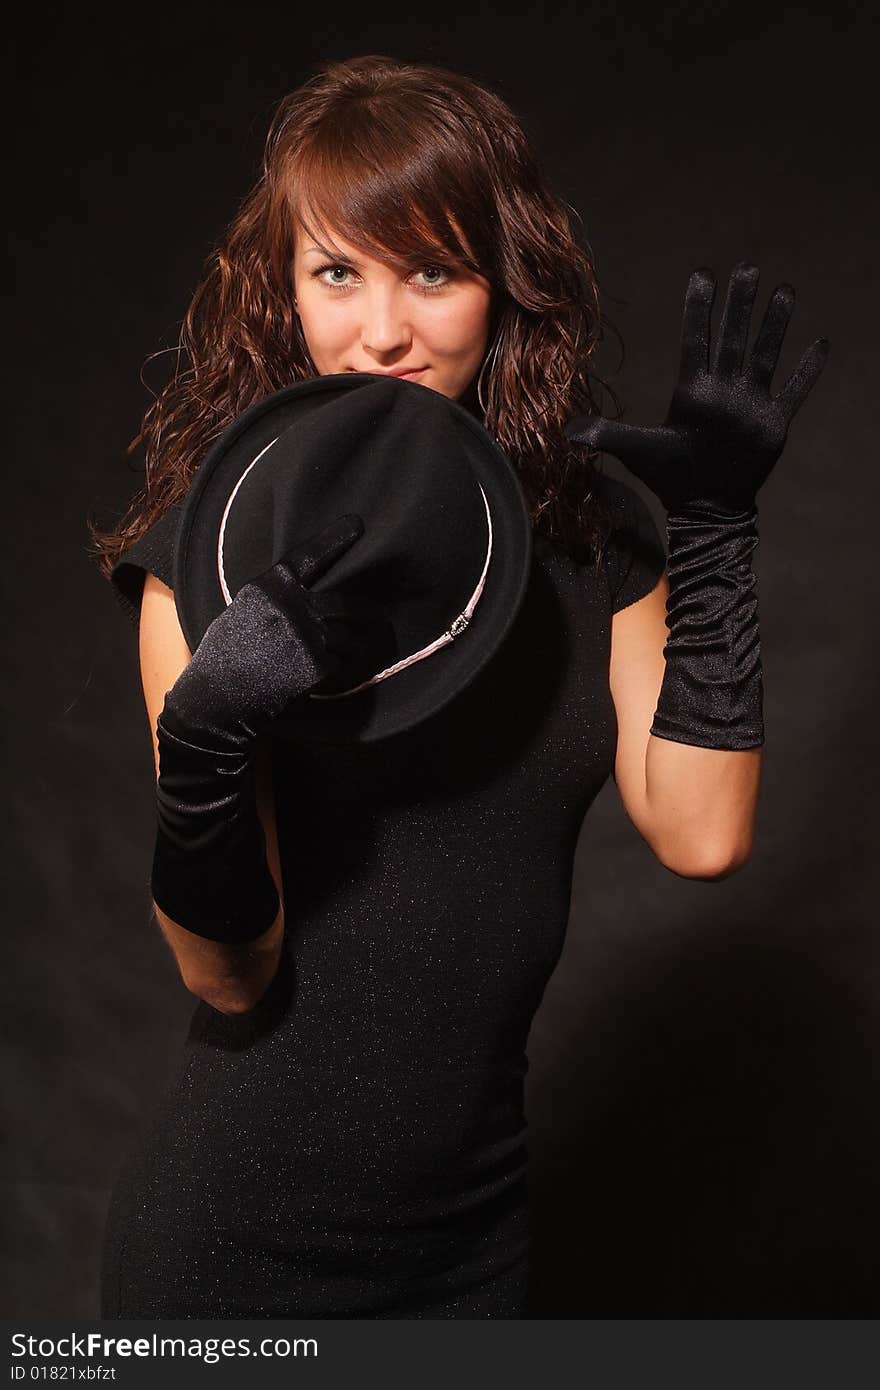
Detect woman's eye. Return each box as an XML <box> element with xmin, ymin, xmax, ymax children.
<box><xmin>310</xmin><ymin>262</ymin><xmax>453</xmax><ymax>293</ymax></box>
<box><xmin>411</xmin><ymin>266</ymin><xmax>452</xmax><ymax>292</ymax></box>
<box><xmin>314</xmin><ymin>263</ymin><xmax>356</xmax><ymax>290</ymax></box>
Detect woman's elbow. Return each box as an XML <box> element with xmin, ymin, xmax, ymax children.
<box><xmin>181</xmin><ymin>940</ymin><xmax>285</xmax><ymax>1014</ymax></box>
<box><xmin>156</xmin><ymin>900</ymin><xmax>285</xmax><ymax>1013</ymax></box>
<box><xmin>182</xmin><ymin>973</ymin><xmax>261</xmax><ymax>1014</ymax></box>
<box><xmin>652</xmin><ymin>834</ymin><xmax>754</xmax><ymax>881</ymax></box>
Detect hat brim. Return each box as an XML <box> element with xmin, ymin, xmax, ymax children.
<box><xmin>173</xmin><ymin>373</ymin><xmax>533</xmax><ymax>745</ymax></box>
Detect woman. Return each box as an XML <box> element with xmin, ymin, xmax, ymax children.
<box><xmin>90</xmin><ymin>54</ymin><xmax>826</xmax><ymax>1318</ymax></box>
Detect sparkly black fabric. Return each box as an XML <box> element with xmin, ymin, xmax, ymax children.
<box><xmin>101</xmin><ymin>474</ymin><xmax>665</xmax><ymax>1320</ymax></box>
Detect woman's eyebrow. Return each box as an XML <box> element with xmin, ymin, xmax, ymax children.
<box><xmin>302</xmin><ymin>243</ymin><xmax>361</xmax><ymax>265</ymax></box>
<box><xmin>301</xmin><ymin>242</ymin><xmax>455</xmax><ymax>271</ymax></box>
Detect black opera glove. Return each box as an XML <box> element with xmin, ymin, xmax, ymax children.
<box><xmin>566</xmin><ymin>261</ymin><xmax>830</xmax><ymax>751</ymax></box>
<box><xmin>152</xmin><ymin>514</ymin><xmax>375</xmax><ymax>943</ymax></box>
<box><xmin>565</xmin><ymin>260</ymin><xmax>830</xmax><ymax>513</ymax></box>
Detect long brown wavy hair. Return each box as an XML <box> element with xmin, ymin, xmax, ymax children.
<box><xmin>88</xmin><ymin>54</ymin><xmax>623</xmax><ymax>580</ymax></box>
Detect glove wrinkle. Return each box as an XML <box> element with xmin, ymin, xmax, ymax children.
<box><xmin>149</xmin><ymin>514</ymin><xmax>372</xmax><ymax>943</ymax></box>
<box><xmin>651</xmin><ymin>502</ymin><xmax>764</xmax><ymax>751</ymax></box>
<box><xmin>567</xmin><ymin>264</ymin><xmax>828</xmax><ymax>753</ymax></box>
<box><xmin>152</xmin><ymin>711</ymin><xmax>281</xmax><ymax>943</ymax></box>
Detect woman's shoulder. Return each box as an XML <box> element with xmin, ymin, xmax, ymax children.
<box><xmin>109</xmin><ymin>500</ymin><xmax>185</xmax><ymax>627</ymax></box>
<box><xmin>590</xmin><ymin>470</ymin><xmax>656</xmax><ymax>529</ymax></box>
<box><xmin>533</xmin><ymin>471</ymin><xmax>667</xmax><ymax>614</ymax></box>
<box><xmin>592</xmin><ymin>472</ymin><xmax>667</xmax><ymax>613</ymax></box>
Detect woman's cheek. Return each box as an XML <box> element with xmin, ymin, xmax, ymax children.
<box><xmin>424</xmin><ymin>299</ymin><xmax>490</xmax><ymax>357</ymax></box>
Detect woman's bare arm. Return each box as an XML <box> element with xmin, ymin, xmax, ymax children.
<box><xmin>138</xmin><ymin>572</ymin><xmax>285</xmax><ymax>1013</ymax></box>
<box><xmin>609</xmin><ymin>572</ymin><xmax>762</xmax><ymax>879</ymax></box>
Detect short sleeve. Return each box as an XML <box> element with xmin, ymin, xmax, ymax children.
<box><xmin>594</xmin><ymin>473</ymin><xmax>667</xmax><ymax>613</ymax></box>
<box><xmin>109</xmin><ymin>503</ymin><xmax>183</xmax><ymax>627</ymax></box>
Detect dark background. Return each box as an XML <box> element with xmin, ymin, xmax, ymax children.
<box><xmin>6</xmin><ymin>0</ymin><xmax>878</xmax><ymax>1316</ymax></box>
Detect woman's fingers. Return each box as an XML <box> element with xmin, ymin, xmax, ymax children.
<box><xmin>310</xmin><ymin>589</ymin><xmax>393</xmax><ymax>670</ymax></box>
<box><xmin>282</xmin><ymin>513</ymin><xmax>365</xmax><ymax>587</ymax></box>
<box><xmin>566</xmin><ymin>415</ymin><xmax>672</xmax><ymax>468</ymax></box>
<box><xmin>712</xmin><ymin>262</ymin><xmax>761</xmax><ymax>377</ymax></box>
<box><xmin>565</xmin><ymin>415</ymin><xmax>647</xmax><ymax>459</ymax></box>
<box><xmin>747</xmin><ymin>282</ymin><xmax>796</xmax><ymax>390</ymax></box>
<box><xmin>679</xmin><ymin>267</ymin><xmax>716</xmax><ymax>380</ymax></box>
<box><xmin>563</xmin><ymin>413</ymin><xmax>605</xmax><ymax>450</ymax></box>
<box><xmin>773</xmin><ymin>336</ymin><xmax>831</xmax><ymax>419</ymax></box>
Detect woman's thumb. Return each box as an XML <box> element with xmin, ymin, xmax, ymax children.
<box><xmin>283</xmin><ymin>513</ymin><xmax>365</xmax><ymax>587</ymax></box>
<box><xmin>564</xmin><ymin>415</ymin><xmax>649</xmax><ymax>463</ymax></box>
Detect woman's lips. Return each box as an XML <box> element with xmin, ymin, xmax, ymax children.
<box><xmin>353</xmin><ymin>367</ymin><xmax>428</xmax><ymax>378</ymax></box>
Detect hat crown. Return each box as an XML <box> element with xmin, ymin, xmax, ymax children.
<box><xmin>221</xmin><ymin>377</ymin><xmax>487</xmax><ymax>645</ymax></box>
<box><xmin>174</xmin><ymin>372</ymin><xmax>533</xmax><ymax>743</ymax></box>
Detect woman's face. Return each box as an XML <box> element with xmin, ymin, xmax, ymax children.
<box><xmin>292</xmin><ymin>223</ymin><xmax>493</xmax><ymax>401</ymax></box>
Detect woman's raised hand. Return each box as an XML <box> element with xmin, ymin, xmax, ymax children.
<box><xmin>565</xmin><ymin>261</ymin><xmax>830</xmax><ymax>513</ymax></box>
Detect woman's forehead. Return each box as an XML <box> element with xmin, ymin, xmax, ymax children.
<box><xmin>292</xmin><ymin>210</ymin><xmax>469</xmax><ymax>265</ymax></box>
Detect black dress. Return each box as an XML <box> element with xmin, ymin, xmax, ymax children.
<box><xmin>100</xmin><ymin>474</ymin><xmax>665</xmax><ymax>1319</ymax></box>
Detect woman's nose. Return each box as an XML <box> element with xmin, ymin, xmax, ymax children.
<box><xmin>360</xmin><ymin>289</ymin><xmax>411</xmax><ymax>356</ymax></box>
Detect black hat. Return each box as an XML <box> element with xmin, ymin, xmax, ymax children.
<box><xmin>173</xmin><ymin>371</ymin><xmax>533</xmax><ymax>745</ymax></box>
